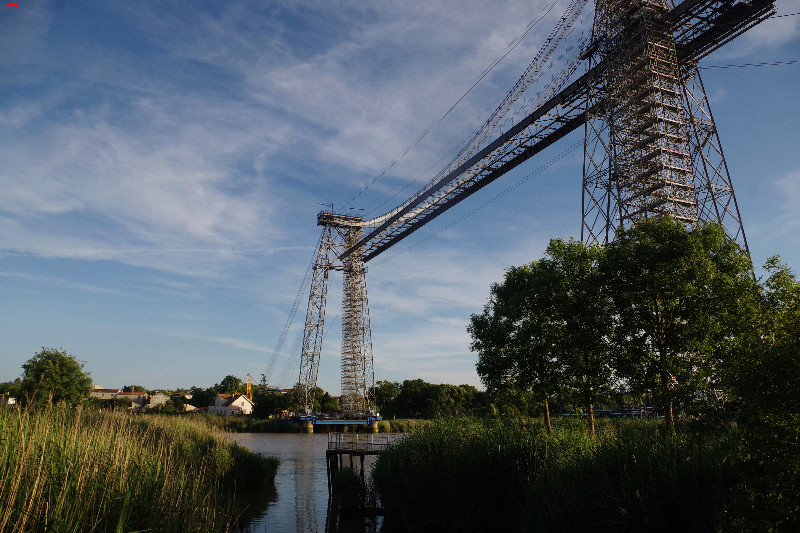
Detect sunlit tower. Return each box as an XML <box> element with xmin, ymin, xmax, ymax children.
<box><xmin>297</xmin><ymin>211</ymin><xmax>374</xmax><ymax>416</ymax></box>
<box><xmin>581</xmin><ymin>0</ymin><xmax>766</xmax><ymax>248</ymax></box>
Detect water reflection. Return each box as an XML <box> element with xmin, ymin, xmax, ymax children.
<box><xmin>231</xmin><ymin>433</ymin><xmax>388</xmax><ymax>533</ymax></box>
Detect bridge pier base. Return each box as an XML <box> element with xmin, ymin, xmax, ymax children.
<box><xmin>302</xmin><ymin>420</ymin><xmax>314</xmax><ymax>434</ymax></box>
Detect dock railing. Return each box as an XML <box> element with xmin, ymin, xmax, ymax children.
<box><xmin>327</xmin><ymin>432</ymin><xmax>402</xmax><ymax>453</ymax></box>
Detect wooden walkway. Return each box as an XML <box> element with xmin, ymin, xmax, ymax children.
<box><xmin>325</xmin><ymin>433</ymin><xmax>401</xmax><ymax>495</ymax></box>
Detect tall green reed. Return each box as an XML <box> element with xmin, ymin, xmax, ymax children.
<box><xmin>373</xmin><ymin>417</ymin><xmax>741</xmax><ymax>532</ymax></box>
<box><xmin>0</xmin><ymin>403</ymin><xmax>278</xmax><ymax>532</ymax></box>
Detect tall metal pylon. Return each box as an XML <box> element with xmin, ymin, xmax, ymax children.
<box><xmin>582</xmin><ymin>0</ymin><xmax>749</xmax><ymax>249</ymax></box>
<box><xmin>297</xmin><ymin>211</ymin><xmax>375</xmax><ymax>416</ymax></box>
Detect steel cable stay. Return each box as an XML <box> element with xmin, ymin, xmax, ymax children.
<box><xmin>263</xmin><ymin>232</ymin><xmax>322</xmax><ymax>386</ymax></box>
<box><xmin>340</xmin><ymin>0</ymin><xmax>564</xmax><ymax>214</ymax></box>
<box><xmin>360</xmin><ymin>0</ymin><xmax>595</xmax><ymax>223</ymax></box>
<box><xmin>355</xmin><ymin>4</ymin><xmax>593</xmax><ymax>232</ymax></box>
<box><xmin>276</xmin><ymin>313</ymin><xmax>342</xmax><ymax>391</ymax></box>
<box><xmin>362</xmin><ymin>7</ymin><xmax>593</xmax><ymax>222</ymax></box>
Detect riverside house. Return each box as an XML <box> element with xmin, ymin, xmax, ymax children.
<box><xmin>208</xmin><ymin>393</ymin><xmax>254</xmax><ymax>416</ymax></box>
<box><xmin>90</xmin><ymin>386</ymin><xmax>122</xmax><ymax>400</ymax></box>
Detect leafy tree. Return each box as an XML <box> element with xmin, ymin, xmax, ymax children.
<box><xmin>252</xmin><ymin>391</ymin><xmax>293</xmax><ymax>418</ymax></box>
<box><xmin>122</xmin><ymin>384</ymin><xmax>146</xmax><ymax>393</ymax></box>
<box><xmin>429</xmin><ymin>384</ymin><xmax>485</xmax><ymax>417</ymax></box>
<box><xmin>375</xmin><ymin>380</ymin><xmax>400</xmax><ymax>415</ymax></box>
<box><xmin>89</xmin><ymin>397</ymin><xmax>133</xmax><ymax>411</ymax></box>
<box><xmin>486</xmin><ymin>386</ymin><xmax>539</xmax><ymax>417</ymax></box>
<box><xmin>318</xmin><ymin>390</ymin><xmax>340</xmax><ymax>414</ymax></box>
<box><xmin>18</xmin><ymin>347</ymin><xmax>93</xmax><ymax>406</ymax></box>
<box><xmin>722</xmin><ymin>256</ymin><xmax>800</xmax><ymax>529</ymax></box>
<box><xmin>602</xmin><ymin>218</ymin><xmax>755</xmax><ymax>429</ymax></box>
<box><xmin>187</xmin><ymin>386</ymin><xmax>217</xmax><ymax>408</ymax></box>
<box><xmin>216</xmin><ymin>375</ymin><xmax>243</xmax><ymax>395</ymax></box>
<box><xmin>0</xmin><ymin>378</ymin><xmax>22</xmax><ymax>397</ymax></box>
<box><xmin>169</xmin><ymin>397</ymin><xmax>185</xmax><ymax>412</ymax></box>
<box><xmin>539</xmin><ymin>238</ymin><xmax>614</xmax><ymax>435</ymax></box>
<box><xmin>395</xmin><ymin>379</ymin><xmax>438</xmax><ymax>418</ymax></box>
<box><xmin>470</xmin><ymin>250</ymin><xmax>571</xmax><ymax>432</ymax></box>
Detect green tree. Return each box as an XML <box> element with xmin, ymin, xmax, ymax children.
<box><xmin>0</xmin><ymin>378</ymin><xmax>22</xmax><ymax>397</ymax></box>
<box><xmin>428</xmin><ymin>383</ymin><xmax>485</xmax><ymax>417</ymax></box>
<box><xmin>602</xmin><ymin>217</ymin><xmax>755</xmax><ymax>429</ymax></box>
<box><xmin>540</xmin><ymin>238</ymin><xmax>614</xmax><ymax>435</ymax></box>
<box><xmin>170</xmin><ymin>396</ymin><xmax>185</xmax><ymax>412</ymax></box>
<box><xmin>395</xmin><ymin>379</ymin><xmax>438</xmax><ymax>418</ymax></box>
<box><xmin>375</xmin><ymin>380</ymin><xmax>400</xmax><ymax>416</ymax></box>
<box><xmin>122</xmin><ymin>384</ymin><xmax>146</xmax><ymax>393</ymax></box>
<box><xmin>722</xmin><ymin>256</ymin><xmax>800</xmax><ymax>529</ymax></box>
<box><xmin>187</xmin><ymin>385</ymin><xmax>217</xmax><ymax>408</ymax></box>
<box><xmin>252</xmin><ymin>391</ymin><xmax>295</xmax><ymax>418</ymax></box>
<box><xmin>318</xmin><ymin>391</ymin><xmax>340</xmax><ymax>414</ymax></box>
<box><xmin>18</xmin><ymin>347</ymin><xmax>93</xmax><ymax>406</ymax></box>
<box><xmin>216</xmin><ymin>375</ymin><xmax>243</xmax><ymax>395</ymax></box>
<box><xmin>469</xmin><ymin>258</ymin><xmax>566</xmax><ymax>432</ymax></box>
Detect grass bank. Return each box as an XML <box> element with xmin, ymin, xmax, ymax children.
<box><xmin>373</xmin><ymin>417</ymin><xmax>743</xmax><ymax>532</ymax></box>
<box><xmin>0</xmin><ymin>403</ymin><xmax>279</xmax><ymax>532</ymax></box>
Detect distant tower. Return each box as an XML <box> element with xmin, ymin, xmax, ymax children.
<box><xmin>296</xmin><ymin>211</ymin><xmax>375</xmax><ymax>416</ymax></box>
<box><xmin>582</xmin><ymin>0</ymin><xmax>749</xmax><ymax>250</ymax></box>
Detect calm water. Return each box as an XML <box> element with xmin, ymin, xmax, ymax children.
<box><xmin>229</xmin><ymin>433</ymin><xmax>389</xmax><ymax>533</ymax></box>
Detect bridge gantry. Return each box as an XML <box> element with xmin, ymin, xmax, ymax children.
<box><xmin>293</xmin><ymin>0</ymin><xmax>776</xmax><ymax>417</ymax></box>
<box><xmin>298</xmin><ymin>212</ymin><xmax>374</xmax><ymax>417</ymax></box>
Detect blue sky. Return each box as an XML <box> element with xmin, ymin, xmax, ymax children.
<box><xmin>1</xmin><ymin>0</ymin><xmax>798</xmax><ymax>394</ymax></box>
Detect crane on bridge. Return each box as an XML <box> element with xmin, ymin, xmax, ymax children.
<box><xmin>278</xmin><ymin>0</ymin><xmax>776</xmax><ymax>417</ymax></box>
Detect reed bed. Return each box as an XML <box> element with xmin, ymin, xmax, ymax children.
<box><xmin>0</xmin><ymin>403</ymin><xmax>278</xmax><ymax>533</ymax></box>
<box><xmin>372</xmin><ymin>417</ymin><xmax>741</xmax><ymax>532</ymax></box>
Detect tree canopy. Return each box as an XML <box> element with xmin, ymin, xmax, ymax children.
<box><xmin>602</xmin><ymin>218</ymin><xmax>756</xmax><ymax>427</ymax></box>
<box><xmin>19</xmin><ymin>347</ymin><xmax>93</xmax><ymax>406</ymax></box>
<box><xmin>470</xmin><ymin>238</ymin><xmax>615</xmax><ymax>433</ymax></box>
<box><xmin>216</xmin><ymin>375</ymin><xmax>243</xmax><ymax>395</ymax></box>
<box><xmin>722</xmin><ymin>256</ymin><xmax>800</xmax><ymax>527</ymax></box>
<box><xmin>469</xmin><ymin>218</ymin><xmax>757</xmax><ymax>431</ymax></box>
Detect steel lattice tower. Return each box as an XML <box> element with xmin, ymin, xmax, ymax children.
<box><xmin>297</xmin><ymin>212</ymin><xmax>375</xmax><ymax>416</ymax></box>
<box><xmin>582</xmin><ymin>0</ymin><xmax>749</xmax><ymax>248</ymax></box>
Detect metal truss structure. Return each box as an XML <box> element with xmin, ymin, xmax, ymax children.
<box><xmin>294</xmin><ymin>0</ymin><xmax>774</xmax><ymax>415</ymax></box>
<box><xmin>581</xmin><ymin>0</ymin><xmax>759</xmax><ymax>246</ymax></box>
<box><xmin>297</xmin><ymin>212</ymin><xmax>375</xmax><ymax>416</ymax></box>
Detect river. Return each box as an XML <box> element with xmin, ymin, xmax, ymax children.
<box><xmin>230</xmin><ymin>433</ymin><xmax>397</xmax><ymax>533</ymax></box>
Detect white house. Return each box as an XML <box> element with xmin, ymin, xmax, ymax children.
<box><xmin>147</xmin><ymin>393</ymin><xmax>170</xmax><ymax>408</ymax></box>
<box><xmin>208</xmin><ymin>393</ymin><xmax>254</xmax><ymax>416</ymax></box>
<box><xmin>0</xmin><ymin>393</ymin><xmax>16</xmax><ymax>407</ymax></box>
<box><xmin>90</xmin><ymin>386</ymin><xmax>121</xmax><ymax>400</ymax></box>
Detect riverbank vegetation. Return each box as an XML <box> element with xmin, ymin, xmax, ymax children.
<box><xmin>0</xmin><ymin>403</ymin><xmax>279</xmax><ymax>532</ymax></box>
<box><xmin>373</xmin><ymin>218</ymin><xmax>800</xmax><ymax>531</ymax></box>
<box><xmin>373</xmin><ymin>417</ymin><xmax>747</xmax><ymax>532</ymax></box>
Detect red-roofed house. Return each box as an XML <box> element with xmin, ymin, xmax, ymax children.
<box><xmin>90</xmin><ymin>386</ymin><xmax>122</xmax><ymax>400</ymax></box>
<box><xmin>208</xmin><ymin>393</ymin><xmax>254</xmax><ymax>416</ymax></box>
